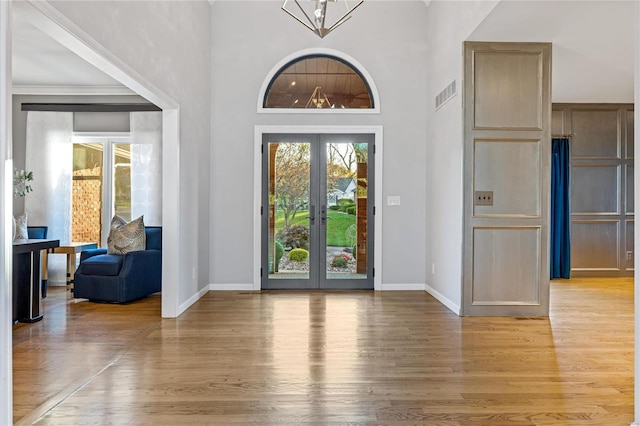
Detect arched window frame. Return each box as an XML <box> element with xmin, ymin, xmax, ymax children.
<box><xmin>258</xmin><ymin>48</ymin><xmax>380</xmax><ymax>114</ymax></box>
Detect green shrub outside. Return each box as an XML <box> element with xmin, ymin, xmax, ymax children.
<box><xmin>277</xmin><ymin>225</ymin><xmax>309</xmax><ymax>250</ymax></box>
<box><xmin>275</xmin><ymin>240</ymin><xmax>284</xmax><ymax>270</ymax></box>
<box><xmin>289</xmin><ymin>248</ymin><xmax>309</xmax><ymax>262</ymax></box>
<box><xmin>346</xmin><ymin>206</ymin><xmax>356</xmax><ymax>215</ymax></box>
<box><xmin>332</xmin><ymin>255</ymin><xmax>348</xmax><ymax>267</ymax></box>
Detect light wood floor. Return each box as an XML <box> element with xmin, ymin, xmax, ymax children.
<box><xmin>13</xmin><ymin>278</ymin><xmax>634</xmax><ymax>425</ymax></box>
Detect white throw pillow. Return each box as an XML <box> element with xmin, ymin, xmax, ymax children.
<box><xmin>14</xmin><ymin>213</ymin><xmax>28</xmax><ymax>240</ymax></box>
<box><xmin>107</xmin><ymin>215</ymin><xmax>146</xmax><ymax>255</ymax></box>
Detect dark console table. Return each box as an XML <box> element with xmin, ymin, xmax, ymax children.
<box><xmin>13</xmin><ymin>239</ymin><xmax>60</xmax><ymax>323</ymax></box>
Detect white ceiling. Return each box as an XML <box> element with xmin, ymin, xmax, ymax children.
<box><xmin>11</xmin><ymin>1</ymin><xmax>126</xmax><ymax>93</ymax></box>
<box><xmin>469</xmin><ymin>1</ymin><xmax>635</xmax><ymax>103</ymax></box>
<box><xmin>11</xmin><ymin>1</ymin><xmax>637</xmax><ymax>103</ymax></box>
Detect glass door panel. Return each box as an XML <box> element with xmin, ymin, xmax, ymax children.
<box><xmin>113</xmin><ymin>144</ymin><xmax>132</xmax><ymax>221</ymax></box>
<box><xmin>267</xmin><ymin>141</ymin><xmax>312</xmax><ymax>283</ymax></box>
<box><xmin>325</xmin><ymin>142</ymin><xmax>368</xmax><ymax>280</ymax></box>
<box><xmin>72</xmin><ymin>143</ymin><xmax>103</xmax><ymax>244</ymax></box>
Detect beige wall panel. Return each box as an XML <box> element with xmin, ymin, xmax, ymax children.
<box><xmin>626</xmin><ymin>165</ymin><xmax>634</xmax><ymax>214</ymax></box>
<box><xmin>627</xmin><ymin>110</ymin><xmax>634</xmax><ymax>159</ymax></box>
<box><xmin>472</xmin><ymin>227</ymin><xmax>540</xmax><ymax>304</ymax></box>
<box><xmin>571</xmin><ymin>221</ymin><xmax>619</xmax><ymax>270</ymax></box>
<box><xmin>474</xmin><ymin>140</ymin><xmax>540</xmax><ymax>217</ymax></box>
<box><xmin>571</xmin><ymin>110</ymin><xmax>619</xmax><ymax>159</ymax></box>
<box><xmin>571</xmin><ymin>165</ymin><xmax>619</xmax><ymax>214</ymax></box>
<box><xmin>551</xmin><ymin>110</ymin><xmax>565</xmax><ymax>135</ymax></box>
<box><xmin>555</xmin><ymin>104</ymin><xmax>633</xmax><ymax>277</ymax></box>
<box><xmin>626</xmin><ymin>220</ymin><xmax>634</xmax><ymax>270</ymax></box>
<box><xmin>473</xmin><ymin>52</ymin><xmax>542</xmax><ymax>130</ymax></box>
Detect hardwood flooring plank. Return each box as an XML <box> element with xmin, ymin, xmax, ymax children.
<box><xmin>12</xmin><ymin>279</ymin><xmax>635</xmax><ymax>425</ymax></box>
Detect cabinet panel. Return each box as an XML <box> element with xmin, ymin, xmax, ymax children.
<box><xmin>571</xmin><ymin>221</ymin><xmax>619</xmax><ymax>270</ymax></box>
<box><xmin>626</xmin><ymin>220</ymin><xmax>634</xmax><ymax>270</ymax></box>
<box><xmin>626</xmin><ymin>110</ymin><xmax>634</xmax><ymax>159</ymax></box>
<box><xmin>571</xmin><ymin>110</ymin><xmax>619</xmax><ymax>159</ymax></box>
<box><xmin>472</xmin><ymin>227</ymin><xmax>540</xmax><ymax>304</ymax></box>
<box><xmin>474</xmin><ymin>139</ymin><xmax>540</xmax><ymax>217</ymax></box>
<box><xmin>474</xmin><ymin>52</ymin><xmax>542</xmax><ymax>130</ymax></box>
<box><xmin>626</xmin><ymin>165</ymin><xmax>634</xmax><ymax>214</ymax></box>
<box><xmin>571</xmin><ymin>165</ymin><xmax>619</xmax><ymax>214</ymax></box>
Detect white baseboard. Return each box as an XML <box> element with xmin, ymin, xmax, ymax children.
<box><xmin>209</xmin><ymin>283</ymin><xmax>256</xmax><ymax>291</ymax></box>
<box><xmin>380</xmin><ymin>283</ymin><xmax>426</xmax><ymax>291</ymax></box>
<box><xmin>425</xmin><ymin>284</ymin><xmax>461</xmax><ymax>316</ymax></box>
<box><xmin>207</xmin><ymin>283</ymin><xmax>427</xmax><ymax>291</ymax></box>
<box><xmin>177</xmin><ymin>285</ymin><xmax>209</xmax><ymax>316</ymax></box>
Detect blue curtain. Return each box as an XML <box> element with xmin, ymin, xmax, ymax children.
<box><xmin>550</xmin><ymin>138</ymin><xmax>571</xmax><ymax>279</ymax></box>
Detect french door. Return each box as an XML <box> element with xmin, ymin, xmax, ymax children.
<box><xmin>262</xmin><ymin>133</ymin><xmax>374</xmax><ymax>289</ymax></box>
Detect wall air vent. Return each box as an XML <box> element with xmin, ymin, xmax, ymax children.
<box><xmin>435</xmin><ymin>79</ymin><xmax>456</xmax><ymax>110</ymax></box>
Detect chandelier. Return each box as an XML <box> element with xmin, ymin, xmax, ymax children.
<box><xmin>282</xmin><ymin>0</ymin><xmax>364</xmax><ymax>39</ymax></box>
<box><xmin>306</xmin><ymin>86</ymin><xmax>332</xmax><ymax>108</ymax></box>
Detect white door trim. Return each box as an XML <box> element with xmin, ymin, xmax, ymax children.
<box><xmin>1</xmin><ymin>2</ymin><xmax>12</xmax><ymax>423</ymax></box>
<box><xmin>254</xmin><ymin>125</ymin><xmax>383</xmax><ymax>291</ymax></box>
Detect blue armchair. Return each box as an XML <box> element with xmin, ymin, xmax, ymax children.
<box><xmin>27</xmin><ymin>226</ymin><xmax>48</xmax><ymax>239</ymax></box>
<box><xmin>74</xmin><ymin>227</ymin><xmax>162</xmax><ymax>303</ymax></box>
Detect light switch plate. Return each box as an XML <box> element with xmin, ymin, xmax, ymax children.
<box><xmin>387</xmin><ymin>196</ymin><xmax>401</xmax><ymax>206</ymax></box>
<box><xmin>474</xmin><ymin>191</ymin><xmax>493</xmax><ymax>206</ymax></box>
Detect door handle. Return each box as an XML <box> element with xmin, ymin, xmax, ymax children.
<box><xmin>321</xmin><ymin>205</ymin><xmax>327</xmax><ymax>225</ymax></box>
<box><xmin>307</xmin><ymin>205</ymin><xmax>316</xmax><ymax>224</ymax></box>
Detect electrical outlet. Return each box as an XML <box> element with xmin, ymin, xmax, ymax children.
<box><xmin>474</xmin><ymin>191</ymin><xmax>493</xmax><ymax>206</ymax></box>
<box><xmin>627</xmin><ymin>251</ymin><xmax>633</xmax><ymax>261</ymax></box>
<box><xmin>431</xmin><ymin>264</ymin><xmax>435</xmax><ymax>274</ymax></box>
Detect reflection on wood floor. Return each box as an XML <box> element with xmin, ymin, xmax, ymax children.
<box><xmin>13</xmin><ymin>278</ymin><xmax>633</xmax><ymax>425</ymax></box>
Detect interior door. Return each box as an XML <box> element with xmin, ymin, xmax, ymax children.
<box><xmin>262</xmin><ymin>133</ymin><xmax>374</xmax><ymax>289</ymax></box>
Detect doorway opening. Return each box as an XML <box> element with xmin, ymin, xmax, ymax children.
<box><xmin>262</xmin><ymin>133</ymin><xmax>374</xmax><ymax>290</ymax></box>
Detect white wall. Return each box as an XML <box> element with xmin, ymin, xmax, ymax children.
<box><xmin>469</xmin><ymin>1</ymin><xmax>636</xmax><ymax>104</ymax></box>
<box><xmin>0</xmin><ymin>2</ymin><xmax>12</xmax><ymax>423</ymax></box>
<box><xmin>47</xmin><ymin>0</ymin><xmax>212</xmax><ymax>305</ymax></box>
<box><xmin>210</xmin><ymin>1</ymin><xmax>429</xmax><ymax>288</ymax></box>
<box><xmin>424</xmin><ymin>1</ymin><xmax>498</xmax><ymax>313</ymax></box>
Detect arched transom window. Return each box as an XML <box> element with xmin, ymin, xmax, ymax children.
<box><xmin>264</xmin><ymin>55</ymin><xmax>373</xmax><ymax>109</ymax></box>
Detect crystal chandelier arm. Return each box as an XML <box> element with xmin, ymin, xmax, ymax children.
<box><xmin>326</xmin><ymin>0</ymin><xmax>364</xmax><ymax>32</ymax></box>
<box><xmin>305</xmin><ymin>86</ymin><xmax>321</xmax><ymax>108</ymax></box>
<box><xmin>281</xmin><ymin>0</ymin><xmax>316</xmax><ymax>32</ymax></box>
<box><xmin>318</xmin><ymin>0</ymin><xmax>327</xmax><ymax>32</ymax></box>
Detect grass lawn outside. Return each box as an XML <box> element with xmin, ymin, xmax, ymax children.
<box><xmin>275</xmin><ymin>209</ymin><xmax>356</xmax><ymax>247</ymax></box>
